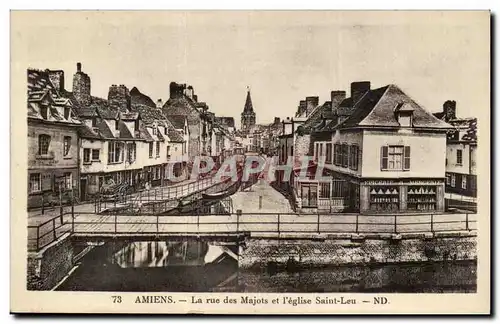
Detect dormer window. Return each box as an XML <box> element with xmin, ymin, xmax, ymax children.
<box><xmin>64</xmin><ymin>107</ymin><xmax>70</xmax><ymax>120</ymax></box>
<box><xmin>394</xmin><ymin>102</ymin><xmax>414</xmax><ymax>128</ymax></box>
<box><xmin>115</xmin><ymin>120</ymin><xmax>119</xmax><ymax>131</ymax></box>
<box><xmin>40</xmin><ymin>106</ymin><xmax>48</xmax><ymax>119</ymax></box>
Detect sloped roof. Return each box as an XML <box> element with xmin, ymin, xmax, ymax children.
<box><xmin>130</xmin><ymin>86</ymin><xmax>157</xmax><ymax>108</ymax></box>
<box><xmin>297</xmin><ymin>101</ymin><xmax>335</xmax><ymax>135</ymax></box>
<box><xmin>215</xmin><ymin>116</ymin><xmax>235</xmax><ymax>128</ymax></box>
<box><xmin>78</xmin><ymin>124</ymin><xmax>101</xmax><ymax>139</ymax></box>
<box><xmin>447</xmin><ymin>118</ymin><xmax>477</xmax><ymax>143</ymax></box>
<box><xmin>27</xmin><ymin>69</ymin><xmax>56</xmax><ymax>94</ymax></box>
<box><xmin>131</xmin><ymin>104</ymin><xmax>166</xmax><ymax>125</ymax></box>
<box><xmin>168</xmin><ymin>115</ymin><xmax>186</xmax><ymax>129</ymax></box>
<box><xmin>336</xmin><ymin>84</ymin><xmax>452</xmax><ymax>130</ymax></box>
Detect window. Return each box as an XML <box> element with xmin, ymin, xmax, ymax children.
<box><xmin>407</xmin><ymin>186</ymin><xmax>436</xmax><ymax>211</ymax></box>
<box><xmin>457</xmin><ymin>149</ymin><xmax>463</xmax><ymax>165</ymax></box>
<box><xmin>92</xmin><ymin>149</ymin><xmax>100</xmax><ymax>161</ymax></box>
<box><xmin>325</xmin><ymin>143</ymin><xmax>332</xmax><ymax>164</ymax></box>
<box><xmin>64</xmin><ymin>172</ymin><xmax>72</xmax><ymax>190</ymax></box>
<box><xmin>381</xmin><ymin>146</ymin><xmax>410</xmax><ymax>171</ymax></box>
<box><xmin>153</xmin><ymin>128</ymin><xmax>157</xmax><ymax>135</ymax></box>
<box><xmin>115</xmin><ymin>120</ymin><xmax>119</xmax><ymax>131</ymax></box>
<box><xmin>461</xmin><ymin>175</ymin><xmax>467</xmax><ymax>189</ymax></box>
<box><xmin>446</xmin><ymin>173</ymin><xmax>451</xmax><ymax>185</ymax></box>
<box><xmin>290</xmin><ymin>145</ymin><xmax>293</xmax><ymax>157</ymax></box>
<box><xmin>451</xmin><ymin>174</ymin><xmax>456</xmax><ymax>187</ymax></box>
<box><xmin>341</xmin><ymin>144</ymin><xmax>348</xmax><ymax>168</ymax></box>
<box><xmin>29</xmin><ymin>173</ymin><xmax>41</xmax><ymax>193</ymax></box>
<box><xmin>301</xmin><ymin>184</ymin><xmax>318</xmax><ymax>208</ymax></box>
<box><xmin>64</xmin><ymin>107</ymin><xmax>70</xmax><ymax>120</ymax></box>
<box><xmin>369</xmin><ymin>186</ymin><xmax>400</xmax><ymax>211</ymax></box>
<box><xmin>156</xmin><ymin>142</ymin><xmax>160</xmax><ymax>157</ymax></box>
<box><xmin>63</xmin><ymin>136</ymin><xmax>71</xmax><ymax>156</ymax></box>
<box><xmin>319</xmin><ymin>143</ymin><xmax>323</xmax><ymax>161</ymax></box>
<box><xmin>314</xmin><ymin>143</ymin><xmax>319</xmax><ymax>161</ymax></box>
<box><xmin>91</xmin><ymin>118</ymin><xmax>97</xmax><ymax>127</ymax></box>
<box><xmin>149</xmin><ymin>142</ymin><xmax>154</xmax><ymax>158</ymax></box>
<box><xmin>38</xmin><ymin>134</ymin><xmax>51</xmax><ymax>155</ymax></box>
<box><xmin>349</xmin><ymin>145</ymin><xmax>359</xmax><ymax>171</ymax></box>
<box><xmin>334</xmin><ymin>144</ymin><xmax>341</xmax><ymax>166</ymax></box>
<box><xmin>83</xmin><ymin>148</ymin><xmax>91</xmax><ymax>163</ymax></box>
<box><xmin>167</xmin><ymin>145</ymin><xmax>171</xmax><ymax>158</ymax></box>
<box><xmin>108</xmin><ymin>142</ymin><xmax>124</xmax><ymax>163</ymax></box>
<box><xmin>126</xmin><ymin>143</ymin><xmax>136</xmax><ymax>162</ymax></box>
<box><xmin>40</xmin><ymin>106</ymin><xmax>48</xmax><ymax>119</ymax></box>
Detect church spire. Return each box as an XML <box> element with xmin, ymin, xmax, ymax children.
<box><xmin>243</xmin><ymin>86</ymin><xmax>254</xmax><ymax>113</ymax></box>
<box><xmin>241</xmin><ymin>86</ymin><xmax>256</xmax><ymax>133</ymax></box>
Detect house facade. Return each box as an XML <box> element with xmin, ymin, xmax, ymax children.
<box><xmin>296</xmin><ymin>82</ymin><xmax>452</xmax><ymax>214</ymax></box>
<box><xmin>27</xmin><ymin>69</ymin><xmax>81</xmax><ymax>208</ymax></box>
<box><xmin>433</xmin><ymin>101</ymin><xmax>477</xmax><ymax>197</ymax></box>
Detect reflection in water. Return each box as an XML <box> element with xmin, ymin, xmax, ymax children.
<box><xmin>56</xmin><ymin>240</ymin><xmax>476</xmax><ymax>293</ymax></box>
<box><xmin>112</xmin><ymin>241</ymin><xmax>222</xmax><ymax>268</ymax></box>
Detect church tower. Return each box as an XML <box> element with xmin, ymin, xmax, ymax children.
<box><xmin>241</xmin><ymin>87</ymin><xmax>256</xmax><ymax>133</ymax></box>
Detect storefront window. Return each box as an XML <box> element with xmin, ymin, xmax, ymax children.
<box><xmin>407</xmin><ymin>186</ymin><xmax>437</xmax><ymax>211</ymax></box>
<box><xmin>369</xmin><ymin>186</ymin><xmax>399</xmax><ymax>211</ymax></box>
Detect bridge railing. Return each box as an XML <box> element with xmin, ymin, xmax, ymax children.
<box><xmin>28</xmin><ymin>211</ymin><xmax>477</xmax><ymax>251</ymax></box>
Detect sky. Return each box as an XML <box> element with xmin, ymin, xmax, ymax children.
<box><xmin>13</xmin><ymin>11</ymin><xmax>489</xmax><ymax>128</ymax></box>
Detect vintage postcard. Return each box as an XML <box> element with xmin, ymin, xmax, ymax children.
<box><xmin>10</xmin><ymin>10</ymin><xmax>490</xmax><ymax>314</ymax></box>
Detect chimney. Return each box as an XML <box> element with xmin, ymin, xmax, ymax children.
<box><xmin>274</xmin><ymin>117</ymin><xmax>280</xmax><ymax>125</ymax></box>
<box><xmin>330</xmin><ymin>90</ymin><xmax>346</xmax><ymax>112</ymax></box>
<box><xmin>77</xmin><ymin>62</ymin><xmax>82</xmax><ymax>73</ymax></box>
<box><xmin>305</xmin><ymin>96</ymin><xmax>319</xmax><ymax>116</ymax></box>
<box><xmin>156</xmin><ymin>98</ymin><xmax>163</xmax><ymax>109</ymax></box>
<box><xmin>297</xmin><ymin>100</ymin><xmax>307</xmax><ymax>116</ymax></box>
<box><xmin>443</xmin><ymin>100</ymin><xmax>457</xmax><ymax>121</ymax></box>
<box><xmin>46</xmin><ymin>70</ymin><xmax>65</xmax><ymax>92</ymax></box>
<box><xmin>351</xmin><ymin>81</ymin><xmax>371</xmax><ymax>105</ymax></box>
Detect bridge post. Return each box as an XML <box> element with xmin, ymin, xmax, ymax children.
<box><xmin>394</xmin><ymin>214</ymin><xmax>397</xmax><ymax>234</ymax></box>
<box><xmin>317</xmin><ymin>213</ymin><xmax>320</xmax><ymax>234</ymax></box>
<box><xmin>431</xmin><ymin>213</ymin><xmax>434</xmax><ymax>232</ymax></box>
<box><xmin>466</xmin><ymin>213</ymin><xmax>469</xmax><ymax>231</ymax></box>
<box><xmin>236</xmin><ymin>209</ymin><xmax>241</xmax><ymax>233</ymax></box>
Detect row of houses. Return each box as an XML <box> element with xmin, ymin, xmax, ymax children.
<box><xmin>275</xmin><ymin>81</ymin><xmax>477</xmax><ymax>214</ymax></box>
<box><xmin>27</xmin><ymin>63</ymin><xmax>236</xmax><ymax>209</ymax></box>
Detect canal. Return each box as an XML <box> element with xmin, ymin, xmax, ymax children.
<box><xmin>56</xmin><ymin>240</ymin><xmax>477</xmax><ymax>293</ymax></box>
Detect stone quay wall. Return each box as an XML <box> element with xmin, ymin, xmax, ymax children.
<box><xmin>27</xmin><ymin>233</ymin><xmax>74</xmax><ymax>290</ymax></box>
<box><xmin>239</xmin><ymin>231</ymin><xmax>477</xmax><ymax>270</ymax></box>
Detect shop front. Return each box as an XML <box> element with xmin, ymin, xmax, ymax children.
<box><xmin>359</xmin><ymin>179</ymin><xmax>445</xmax><ymax>214</ymax></box>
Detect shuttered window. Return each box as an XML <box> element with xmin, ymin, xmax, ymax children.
<box><xmin>381</xmin><ymin>145</ymin><xmax>410</xmax><ymax>171</ymax></box>
<box><xmin>349</xmin><ymin>145</ymin><xmax>359</xmax><ymax>171</ymax></box>
<box><xmin>325</xmin><ymin>143</ymin><xmax>332</xmax><ymax>164</ymax></box>
<box><xmin>341</xmin><ymin>144</ymin><xmax>348</xmax><ymax>168</ymax></box>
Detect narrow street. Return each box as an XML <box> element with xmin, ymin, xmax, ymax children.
<box><xmin>232</xmin><ymin>179</ymin><xmax>293</xmax><ymax>213</ymax></box>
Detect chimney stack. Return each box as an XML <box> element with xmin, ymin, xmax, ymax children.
<box><xmin>297</xmin><ymin>100</ymin><xmax>307</xmax><ymax>116</ymax></box>
<box><xmin>330</xmin><ymin>90</ymin><xmax>346</xmax><ymax>112</ymax></box>
<box><xmin>305</xmin><ymin>96</ymin><xmax>319</xmax><ymax>116</ymax></box>
<box><xmin>77</xmin><ymin>62</ymin><xmax>82</xmax><ymax>73</ymax></box>
<box><xmin>156</xmin><ymin>98</ymin><xmax>163</xmax><ymax>109</ymax></box>
<box><xmin>274</xmin><ymin>117</ymin><xmax>280</xmax><ymax>125</ymax></box>
<box><xmin>443</xmin><ymin>100</ymin><xmax>457</xmax><ymax>121</ymax></box>
<box><xmin>351</xmin><ymin>81</ymin><xmax>371</xmax><ymax>105</ymax></box>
